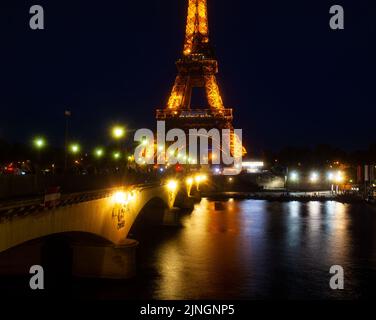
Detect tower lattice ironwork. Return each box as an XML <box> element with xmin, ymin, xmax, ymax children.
<box><xmin>156</xmin><ymin>0</ymin><xmax>245</xmax><ymax>156</ymax></box>
<box><xmin>157</xmin><ymin>0</ymin><xmax>233</xmax><ymax>128</ymax></box>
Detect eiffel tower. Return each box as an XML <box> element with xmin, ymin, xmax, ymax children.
<box><xmin>156</xmin><ymin>0</ymin><xmax>234</xmax><ymax>135</ymax></box>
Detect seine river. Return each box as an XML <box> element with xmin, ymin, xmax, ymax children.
<box><xmin>73</xmin><ymin>199</ymin><xmax>376</xmax><ymax>300</ymax></box>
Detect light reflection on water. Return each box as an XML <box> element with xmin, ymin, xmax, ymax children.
<box><xmin>72</xmin><ymin>199</ymin><xmax>376</xmax><ymax>300</ymax></box>
<box><xmin>137</xmin><ymin>199</ymin><xmax>376</xmax><ymax>300</ymax></box>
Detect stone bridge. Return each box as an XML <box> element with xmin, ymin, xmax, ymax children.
<box><xmin>0</xmin><ymin>182</ymin><xmax>196</xmax><ymax>279</ymax></box>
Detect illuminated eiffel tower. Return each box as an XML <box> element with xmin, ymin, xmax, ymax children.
<box><xmin>156</xmin><ymin>0</ymin><xmax>234</xmax><ymax>135</ymax></box>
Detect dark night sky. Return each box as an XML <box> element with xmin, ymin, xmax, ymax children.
<box><xmin>0</xmin><ymin>0</ymin><xmax>375</xmax><ymax>154</ymax></box>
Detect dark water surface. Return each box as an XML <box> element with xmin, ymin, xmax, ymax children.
<box><xmin>74</xmin><ymin>199</ymin><xmax>376</xmax><ymax>300</ymax></box>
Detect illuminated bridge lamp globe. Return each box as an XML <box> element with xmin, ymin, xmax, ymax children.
<box><xmin>186</xmin><ymin>177</ymin><xmax>194</xmax><ymax>186</ymax></box>
<box><xmin>167</xmin><ymin>180</ymin><xmax>178</xmax><ymax>192</ymax></box>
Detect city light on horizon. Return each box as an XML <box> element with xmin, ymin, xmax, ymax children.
<box><xmin>290</xmin><ymin>171</ymin><xmax>299</xmax><ymax>182</ymax></box>
<box><xmin>310</xmin><ymin>172</ymin><xmax>319</xmax><ymax>183</ymax></box>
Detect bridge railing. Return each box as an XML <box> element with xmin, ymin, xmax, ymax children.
<box><xmin>0</xmin><ymin>182</ymin><xmax>163</xmax><ymax>221</ymax></box>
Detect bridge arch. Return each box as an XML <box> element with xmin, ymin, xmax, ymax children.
<box><xmin>0</xmin><ymin>185</ymin><xmax>177</xmax><ymax>253</ymax></box>
<box><xmin>0</xmin><ymin>183</ymin><xmax>196</xmax><ymax>279</ymax></box>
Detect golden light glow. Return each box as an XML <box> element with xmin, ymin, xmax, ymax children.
<box><xmin>165</xmin><ymin>0</ymin><xmax>231</xmax><ymax>113</ymax></box>
<box><xmin>112</xmin><ymin>126</ymin><xmax>125</xmax><ymax>139</ymax></box>
<box><xmin>112</xmin><ymin>191</ymin><xmax>127</xmax><ymax>205</ymax></box>
<box><xmin>231</xmin><ymin>132</ymin><xmax>247</xmax><ymax>157</ymax></box>
<box><xmin>186</xmin><ymin>177</ymin><xmax>194</xmax><ymax>196</ymax></box>
<box><xmin>184</xmin><ymin>0</ymin><xmax>209</xmax><ymax>55</ymax></box>
<box><xmin>167</xmin><ymin>180</ymin><xmax>178</xmax><ymax>192</ymax></box>
<box><xmin>127</xmin><ymin>191</ymin><xmax>136</xmax><ymax>202</ymax></box>
<box><xmin>167</xmin><ymin>76</ymin><xmax>185</xmax><ymax>109</ymax></box>
<box><xmin>327</xmin><ymin>170</ymin><xmax>344</xmax><ymax>183</ymax></box>
<box><xmin>335</xmin><ymin>171</ymin><xmax>345</xmax><ymax>183</ymax></box>
<box><xmin>205</xmin><ymin>75</ymin><xmax>224</xmax><ymax>109</ymax></box>
<box><xmin>167</xmin><ymin>74</ymin><xmax>226</xmax><ymax>110</ymax></box>
<box><xmin>194</xmin><ymin>174</ymin><xmax>207</xmax><ymax>184</ymax></box>
<box><xmin>111</xmin><ymin>190</ymin><xmax>136</xmax><ymax>205</ymax></box>
<box><xmin>200</xmin><ymin>174</ymin><xmax>207</xmax><ymax>182</ymax></box>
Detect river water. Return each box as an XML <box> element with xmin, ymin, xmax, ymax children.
<box><xmin>73</xmin><ymin>199</ymin><xmax>376</xmax><ymax>300</ymax></box>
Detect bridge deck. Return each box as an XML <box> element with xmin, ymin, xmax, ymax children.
<box><xmin>0</xmin><ymin>183</ymin><xmax>161</xmax><ymax>222</ymax></box>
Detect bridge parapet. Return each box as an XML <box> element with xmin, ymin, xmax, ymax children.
<box><xmin>0</xmin><ymin>182</ymin><xmax>179</xmax><ymax>253</ymax></box>
<box><xmin>0</xmin><ymin>183</ymin><xmax>161</xmax><ymax>222</ymax></box>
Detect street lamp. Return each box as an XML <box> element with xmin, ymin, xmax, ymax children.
<box><xmin>33</xmin><ymin>137</ymin><xmax>46</xmax><ymax>150</ymax></box>
<box><xmin>167</xmin><ymin>179</ymin><xmax>178</xmax><ymax>192</ymax></box>
<box><xmin>94</xmin><ymin>148</ymin><xmax>104</xmax><ymax>158</ymax></box>
<box><xmin>112</xmin><ymin>126</ymin><xmax>125</xmax><ymax>140</ymax></box>
<box><xmin>69</xmin><ymin>143</ymin><xmax>80</xmax><ymax>154</ymax></box>
<box><xmin>113</xmin><ymin>151</ymin><xmax>121</xmax><ymax>160</ymax></box>
<box><xmin>32</xmin><ymin>137</ymin><xmax>46</xmax><ymax>175</ymax></box>
<box><xmin>186</xmin><ymin>177</ymin><xmax>194</xmax><ymax>186</ymax></box>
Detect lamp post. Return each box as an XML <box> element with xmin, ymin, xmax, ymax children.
<box><xmin>111</xmin><ymin>125</ymin><xmax>126</xmax><ymax>174</ymax></box>
<box><xmin>68</xmin><ymin>143</ymin><xmax>81</xmax><ymax>173</ymax></box>
<box><xmin>32</xmin><ymin>136</ymin><xmax>46</xmax><ymax>190</ymax></box>
<box><xmin>93</xmin><ymin>147</ymin><xmax>104</xmax><ymax>174</ymax></box>
<box><xmin>32</xmin><ymin>136</ymin><xmax>46</xmax><ymax>174</ymax></box>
